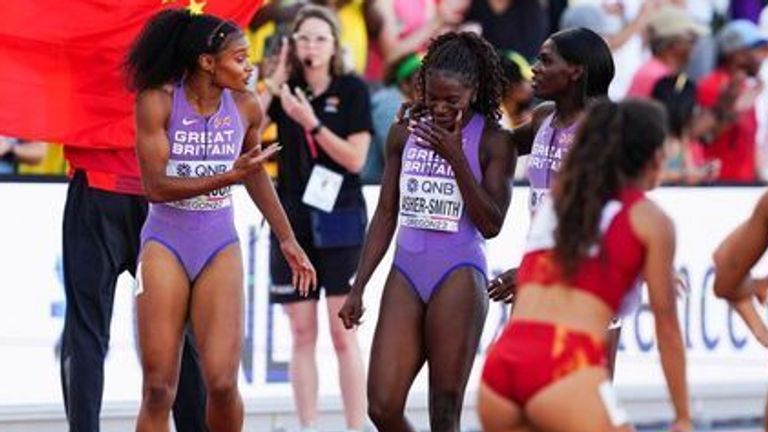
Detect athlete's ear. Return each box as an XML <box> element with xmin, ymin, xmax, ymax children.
<box><xmin>569</xmin><ymin>64</ymin><xmax>585</xmax><ymax>84</ymax></box>
<box><xmin>198</xmin><ymin>53</ymin><xmax>216</xmax><ymax>74</ymax></box>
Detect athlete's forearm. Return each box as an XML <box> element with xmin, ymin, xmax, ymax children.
<box><xmin>142</xmin><ymin>170</ymin><xmax>239</xmax><ymax>203</ymax></box>
<box><xmin>243</xmin><ymin>169</ymin><xmax>295</xmax><ymax>242</ymax></box>
<box><xmin>715</xmin><ymin>272</ymin><xmax>758</xmax><ymax>301</ymax></box>
<box><xmin>655</xmin><ymin>314</ymin><xmax>691</xmax><ymax>423</ymax></box>
<box><xmin>350</xmin><ymin>208</ymin><xmax>397</xmax><ymax>294</ymax></box>
<box><xmin>450</xmin><ymin>155</ymin><xmax>505</xmax><ymax>238</ymax></box>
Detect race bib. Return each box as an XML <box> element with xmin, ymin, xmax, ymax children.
<box><xmin>399</xmin><ymin>173</ymin><xmax>463</xmax><ymax>232</ymax></box>
<box><xmin>529</xmin><ymin>187</ymin><xmax>549</xmax><ymax>216</ymax></box>
<box><xmin>165</xmin><ymin>160</ymin><xmax>234</xmax><ymax>211</ymax></box>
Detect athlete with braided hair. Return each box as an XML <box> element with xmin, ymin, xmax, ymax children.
<box><xmin>338</xmin><ymin>31</ymin><xmax>516</xmax><ymax>431</ymax></box>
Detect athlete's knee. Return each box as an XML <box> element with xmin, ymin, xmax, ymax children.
<box><xmin>142</xmin><ymin>379</ymin><xmax>177</xmax><ymax>412</ymax></box>
<box><xmin>206</xmin><ymin>373</ymin><xmax>238</xmax><ymax>405</ymax></box>
<box><xmin>368</xmin><ymin>388</ymin><xmax>407</xmax><ymax>428</ymax></box>
<box><xmin>429</xmin><ymin>391</ymin><xmax>463</xmax><ymax>431</ymax></box>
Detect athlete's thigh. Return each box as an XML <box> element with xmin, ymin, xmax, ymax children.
<box><xmin>368</xmin><ymin>269</ymin><xmax>427</xmax><ymax>403</ymax></box>
<box><xmin>136</xmin><ymin>242</ymin><xmax>191</xmax><ymax>374</ymax></box>
<box><xmin>424</xmin><ymin>267</ymin><xmax>488</xmax><ymax>384</ymax></box>
<box><xmin>189</xmin><ymin>243</ymin><xmax>244</xmax><ymax>373</ymax></box>
<box><xmin>525</xmin><ymin>368</ymin><xmax>633</xmax><ymax>432</ymax></box>
<box><xmin>478</xmin><ymin>383</ymin><xmax>535</xmax><ymax>432</ymax></box>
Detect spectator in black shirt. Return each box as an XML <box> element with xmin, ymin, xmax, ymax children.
<box><xmin>259</xmin><ymin>5</ymin><xmax>372</xmax><ymax>432</ymax></box>
<box><xmin>462</xmin><ymin>0</ymin><xmax>549</xmax><ymax>61</ymax></box>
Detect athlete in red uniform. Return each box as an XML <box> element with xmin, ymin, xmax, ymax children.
<box><xmin>478</xmin><ymin>99</ymin><xmax>692</xmax><ymax>432</ymax></box>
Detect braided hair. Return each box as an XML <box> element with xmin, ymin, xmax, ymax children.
<box><xmin>552</xmin><ymin>99</ymin><xmax>667</xmax><ymax>276</ymax></box>
<box><xmin>125</xmin><ymin>8</ymin><xmax>243</xmax><ymax>92</ymax></box>
<box><xmin>416</xmin><ymin>32</ymin><xmax>507</xmax><ymax>124</ymax></box>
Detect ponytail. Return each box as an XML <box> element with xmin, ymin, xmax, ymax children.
<box><xmin>553</xmin><ymin>99</ymin><xmax>667</xmax><ymax>276</ymax></box>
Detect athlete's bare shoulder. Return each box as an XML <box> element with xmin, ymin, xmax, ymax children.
<box><xmin>231</xmin><ymin>89</ymin><xmax>263</xmax><ymax>127</ymax></box>
<box><xmin>136</xmin><ymin>87</ymin><xmax>172</xmax><ymax>122</ymax></box>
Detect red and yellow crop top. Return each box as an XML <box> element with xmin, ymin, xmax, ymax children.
<box><xmin>516</xmin><ymin>188</ymin><xmax>647</xmax><ymax>314</ymax></box>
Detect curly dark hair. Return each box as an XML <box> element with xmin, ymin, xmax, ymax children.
<box><xmin>124</xmin><ymin>8</ymin><xmax>243</xmax><ymax>92</ymax></box>
<box><xmin>552</xmin><ymin>99</ymin><xmax>667</xmax><ymax>276</ymax></box>
<box><xmin>416</xmin><ymin>32</ymin><xmax>507</xmax><ymax>124</ymax></box>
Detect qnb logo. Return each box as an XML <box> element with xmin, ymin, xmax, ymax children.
<box><xmin>407</xmin><ymin>178</ymin><xmax>419</xmax><ymax>193</ymax></box>
<box><xmin>176</xmin><ymin>163</ymin><xmax>192</xmax><ymax>177</ymax></box>
<box><xmin>194</xmin><ymin>164</ymin><xmax>228</xmax><ymax>177</ymax></box>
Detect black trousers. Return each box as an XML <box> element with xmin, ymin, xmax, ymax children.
<box><xmin>60</xmin><ymin>171</ymin><xmax>208</xmax><ymax>431</ymax></box>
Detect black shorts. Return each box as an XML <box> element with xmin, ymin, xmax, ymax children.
<box><xmin>269</xmin><ymin>233</ymin><xmax>361</xmax><ymax>303</ymax></box>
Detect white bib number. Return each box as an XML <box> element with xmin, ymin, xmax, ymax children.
<box><xmin>399</xmin><ymin>173</ymin><xmax>463</xmax><ymax>233</ymax></box>
<box><xmin>165</xmin><ymin>160</ymin><xmax>233</xmax><ymax>211</ymax></box>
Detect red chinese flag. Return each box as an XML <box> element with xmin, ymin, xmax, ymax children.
<box><xmin>0</xmin><ymin>0</ymin><xmax>261</xmax><ymax>149</ymax></box>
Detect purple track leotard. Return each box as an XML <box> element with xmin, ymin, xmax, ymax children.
<box><xmin>526</xmin><ymin>113</ymin><xmax>579</xmax><ymax>216</ymax></box>
<box><xmin>140</xmin><ymin>82</ymin><xmax>245</xmax><ymax>281</ymax></box>
<box><xmin>393</xmin><ymin>113</ymin><xmax>486</xmax><ymax>302</ymax></box>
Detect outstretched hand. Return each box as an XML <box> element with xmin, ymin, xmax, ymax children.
<box><xmin>232</xmin><ymin>143</ymin><xmax>282</xmax><ymax>180</ymax></box>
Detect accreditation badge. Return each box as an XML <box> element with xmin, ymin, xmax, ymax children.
<box><xmin>302</xmin><ymin>164</ymin><xmax>344</xmax><ymax>212</ymax></box>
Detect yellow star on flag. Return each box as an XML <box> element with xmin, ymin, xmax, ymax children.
<box><xmin>187</xmin><ymin>0</ymin><xmax>206</xmax><ymax>14</ymax></box>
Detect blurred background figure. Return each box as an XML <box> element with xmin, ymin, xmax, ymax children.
<box><xmin>499</xmin><ymin>50</ymin><xmax>534</xmax><ymax>129</ymax></box>
<box><xmin>362</xmin><ymin>52</ymin><xmax>422</xmax><ymax>184</ymax></box>
<box><xmin>0</xmin><ymin>136</ymin><xmax>47</xmax><ymax>175</ymax></box>
<box><xmin>628</xmin><ymin>4</ymin><xmax>708</xmax><ymax>98</ymax></box>
<box><xmin>462</xmin><ymin>0</ymin><xmax>549</xmax><ymax>61</ymax></box>
<box><xmin>698</xmin><ymin>19</ymin><xmax>767</xmax><ymax>183</ymax></box>
<box><xmin>365</xmin><ymin>0</ymin><xmax>466</xmax><ymax>82</ymax></box>
<box><xmin>651</xmin><ymin>73</ymin><xmax>721</xmax><ymax>185</ymax></box>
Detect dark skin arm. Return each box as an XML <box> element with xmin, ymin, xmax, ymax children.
<box><xmin>410</xmin><ymin>112</ymin><xmax>514</xmax><ymax>238</ymax></box>
<box><xmin>486</xmin><ymin>102</ymin><xmax>554</xmax><ymax>301</ymax></box>
<box><xmin>509</xmin><ymin>102</ymin><xmax>554</xmax><ymax>156</ymax></box>
<box><xmin>135</xmin><ymin>88</ymin><xmax>274</xmax><ymax>203</ymax></box>
<box><xmin>338</xmin><ymin>122</ymin><xmax>409</xmax><ymax>329</ymax></box>
<box><xmin>236</xmin><ymin>91</ymin><xmax>317</xmax><ymax>296</ymax></box>
<box><xmin>713</xmin><ymin>191</ymin><xmax>768</xmax><ymax>346</ymax></box>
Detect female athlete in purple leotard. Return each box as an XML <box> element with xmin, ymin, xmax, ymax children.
<box><xmin>125</xmin><ymin>9</ymin><xmax>316</xmax><ymax>431</ymax></box>
<box><xmin>338</xmin><ymin>32</ymin><xmax>516</xmax><ymax>431</ymax></box>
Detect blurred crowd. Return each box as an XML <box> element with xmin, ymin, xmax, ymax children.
<box><xmin>5</xmin><ymin>0</ymin><xmax>768</xmax><ymax>186</ymax></box>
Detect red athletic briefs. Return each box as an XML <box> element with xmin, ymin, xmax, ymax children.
<box><xmin>482</xmin><ymin>320</ymin><xmax>605</xmax><ymax>405</ymax></box>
